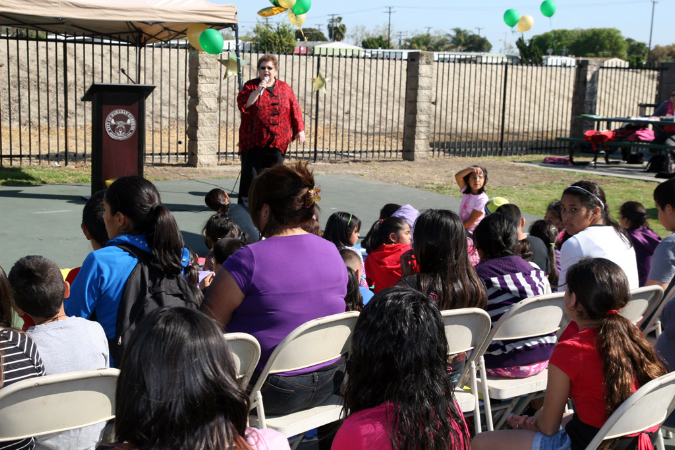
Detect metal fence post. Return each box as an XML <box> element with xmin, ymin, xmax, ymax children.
<box><xmin>499</xmin><ymin>64</ymin><xmax>508</xmax><ymax>156</ymax></box>
<box><xmin>63</xmin><ymin>39</ymin><xmax>69</xmax><ymax>165</ymax></box>
<box><xmin>313</xmin><ymin>55</ymin><xmax>321</xmax><ymax>163</ymax></box>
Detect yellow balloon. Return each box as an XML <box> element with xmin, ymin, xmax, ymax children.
<box><xmin>288</xmin><ymin>11</ymin><xmax>306</xmax><ymax>28</ymax></box>
<box><xmin>187</xmin><ymin>24</ymin><xmax>208</xmax><ymax>51</ymax></box>
<box><xmin>517</xmin><ymin>15</ymin><xmax>534</xmax><ymax>32</ymax></box>
<box><xmin>279</xmin><ymin>0</ymin><xmax>296</xmax><ymax>8</ymax></box>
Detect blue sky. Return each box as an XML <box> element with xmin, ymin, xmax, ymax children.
<box><xmin>214</xmin><ymin>0</ymin><xmax>674</xmax><ymax>54</ymax></box>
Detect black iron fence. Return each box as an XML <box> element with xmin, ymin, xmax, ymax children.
<box><xmin>0</xmin><ymin>30</ymin><xmax>668</xmax><ymax>165</ymax></box>
<box><xmin>215</xmin><ymin>45</ymin><xmax>406</xmax><ymax>162</ymax></box>
<box><xmin>0</xmin><ymin>31</ymin><xmax>189</xmax><ymax>165</ymax></box>
<box><xmin>430</xmin><ymin>58</ymin><xmax>577</xmax><ymax>157</ymax></box>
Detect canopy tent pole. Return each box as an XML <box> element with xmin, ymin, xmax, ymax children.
<box><xmin>234</xmin><ymin>24</ymin><xmax>242</xmax><ymax>91</ymax></box>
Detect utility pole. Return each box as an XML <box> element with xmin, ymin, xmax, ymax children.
<box><xmin>315</xmin><ymin>24</ymin><xmax>323</xmax><ymax>34</ymax></box>
<box><xmin>384</xmin><ymin>6</ymin><xmax>396</xmax><ymax>48</ymax></box>
<box><xmin>397</xmin><ymin>31</ymin><xmax>405</xmax><ymax>48</ymax></box>
<box><xmin>475</xmin><ymin>27</ymin><xmax>483</xmax><ymax>37</ymax></box>
<box><xmin>425</xmin><ymin>26</ymin><xmax>432</xmax><ymax>35</ymax></box>
<box><xmin>647</xmin><ymin>0</ymin><xmax>657</xmax><ymax>65</ymax></box>
<box><xmin>328</xmin><ymin>14</ymin><xmax>339</xmax><ymax>41</ymax></box>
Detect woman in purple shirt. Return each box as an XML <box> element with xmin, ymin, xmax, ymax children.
<box><xmin>202</xmin><ymin>162</ymin><xmax>347</xmax><ymax>415</ymax></box>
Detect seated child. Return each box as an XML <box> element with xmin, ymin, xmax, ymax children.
<box><xmin>496</xmin><ymin>203</ymin><xmax>551</xmax><ymax>274</ymax></box>
<box><xmin>200</xmin><ymin>238</ymin><xmax>245</xmax><ymax>295</ymax></box>
<box><xmin>340</xmin><ymin>248</ymin><xmax>373</xmax><ymax>306</ymax></box>
<box><xmin>473</xmin><ymin>214</ymin><xmax>553</xmax><ymax>378</ymax></box>
<box><xmin>325</xmin><ymin>212</ymin><xmax>368</xmax><ymax>288</ymax></box>
<box><xmin>9</xmin><ymin>255</ymin><xmax>109</xmax><ymax>450</ymax></box>
<box><xmin>344</xmin><ymin>267</ymin><xmax>364</xmax><ymax>312</ymax></box>
<box><xmin>363</xmin><ymin>217</ymin><xmax>412</xmax><ymax>293</ymax></box>
<box><xmin>620</xmin><ymin>201</ymin><xmax>661</xmax><ymax>287</ymax></box>
<box><xmin>202</xmin><ymin>214</ymin><xmax>248</xmax><ymax>271</ymax></box>
<box><xmin>529</xmin><ymin>220</ymin><xmax>561</xmax><ymax>290</ymax></box>
<box><xmin>205</xmin><ymin>188</ymin><xmax>260</xmax><ymax>244</ymax></box>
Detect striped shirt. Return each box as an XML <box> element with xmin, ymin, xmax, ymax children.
<box><xmin>1</xmin><ymin>329</ymin><xmax>45</xmax><ymax>450</ymax></box>
<box><xmin>475</xmin><ymin>255</ymin><xmax>556</xmax><ymax>369</ymax></box>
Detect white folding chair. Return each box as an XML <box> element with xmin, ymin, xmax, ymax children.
<box><xmin>441</xmin><ymin>308</ymin><xmax>492</xmax><ymax>435</ymax></box>
<box><xmin>0</xmin><ymin>368</ymin><xmax>119</xmax><ymax>442</ymax></box>
<box><xmin>623</xmin><ymin>285</ymin><xmax>664</xmax><ymax>327</ymax></box>
<box><xmin>641</xmin><ymin>286</ymin><xmax>672</xmax><ymax>339</ymax></box>
<box><xmin>475</xmin><ymin>292</ymin><xmax>566</xmax><ymax>431</ymax></box>
<box><xmin>248</xmin><ymin>311</ymin><xmax>359</xmax><ymax>441</ymax></box>
<box><xmin>225</xmin><ymin>332</ymin><xmax>261</xmax><ymax>388</ymax></box>
<box><xmin>586</xmin><ymin>371</ymin><xmax>675</xmax><ymax>450</ymax></box>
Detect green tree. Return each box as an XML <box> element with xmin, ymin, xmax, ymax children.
<box><xmin>450</xmin><ymin>28</ymin><xmax>471</xmax><ymax>51</ymax></box>
<box><xmin>516</xmin><ymin>37</ymin><xmax>543</xmax><ymax>64</ymax></box>
<box><xmin>530</xmin><ymin>28</ymin><xmax>628</xmax><ymax>58</ymax></box>
<box><xmin>328</xmin><ymin>16</ymin><xmax>347</xmax><ymax>42</ymax></box>
<box><xmin>648</xmin><ymin>44</ymin><xmax>675</xmax><ymax>65</ymax></box>
<box><xmin>464</xmin><ymin>34</ymin><xmax>492</xmax><ymax>52</ymax></box>
<box><xmin>361</xmin><ymin>35</ymin><xmax>393</xmax><ymax>49</ymax></box>
<box><xmin>296</xmin><ymin>28</ymin><xmax>327</xmax><ymax>41</ymax></box>
<box><xmin>405</xmin><ymin>33</ymin><xmax>450</xmax><ymax>51</ymax></box>
<box><xmin>249</xmin><ymin>21</ymin><xmax>296</xmax><ymax>53</ymax></box>
<box><xmin>625</xmin><ymin>38</ymin><xmax>648</xmax><ymax>67</ymax></box>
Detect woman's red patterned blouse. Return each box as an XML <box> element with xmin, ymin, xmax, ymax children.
<box><xmin>237</xmin><ymin>78</ymin><xmax>304</xmax><ymax>155</ymax></box>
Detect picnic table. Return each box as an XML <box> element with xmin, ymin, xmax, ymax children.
<box><xmin>555</xmin><ymin>115</ymin><xmax>675</xmax><ymax>168</ymax></box>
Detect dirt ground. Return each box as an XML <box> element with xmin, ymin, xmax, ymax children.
<box><xmin>142</xmin><ymin>157</ymin><xmax>546</xmax><ymax>193</ymax></box>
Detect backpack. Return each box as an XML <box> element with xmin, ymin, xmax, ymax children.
<box><xmin>645</xmin><ymin>154</ymin><xmax>670</xmax><ymax>173</ymax></box>
<box><xmin>110</xmin><ymin>243</ymin><xmax>200</xmax><ymax>365</ymax></box>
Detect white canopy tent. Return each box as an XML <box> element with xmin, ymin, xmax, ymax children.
<box><xmin>0</xmin><ymin>0</ymin><xmax>237</xmax><ymax>45</ymax></box>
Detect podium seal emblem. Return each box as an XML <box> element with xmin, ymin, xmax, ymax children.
<box><xmin>105</xmin><ymin>109</ymin><xmax>137</xmax><ymax>141</ymax></box>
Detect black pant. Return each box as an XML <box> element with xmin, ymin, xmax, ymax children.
<box><xmin>238</xmin><ymin>147</ymin><xmax>284</xmax><ymax>206</ymax></box>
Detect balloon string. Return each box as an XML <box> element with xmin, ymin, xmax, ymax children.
<box><xmin>299</xmin><ymin>28</ymin><xmax>307</xmax><ymax>42</ymax></box>
<box><xmin>549</xmin><ymin>18</ymin><xmax>556</xmax><ymax>54</ymax></box>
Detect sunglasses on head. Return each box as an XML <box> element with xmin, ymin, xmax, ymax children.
<box><xmin>259</xmin><ymin>66</ymin><xmax>274</xmax><ymax>70</ymax></box>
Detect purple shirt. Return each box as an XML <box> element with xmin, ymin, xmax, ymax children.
<box><xmin>223</xmin><ymin>233</ymin><xmax>347</xmax><ymax>372</ymax></box>
<box><xmin>626</xmin><ymin>226</ymin><xmax>662</xmax><ymax>287</ymax></box>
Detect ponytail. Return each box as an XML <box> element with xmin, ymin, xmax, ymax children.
<box><xmin>362</xmin><ymin>217</ymin><xmax>407</xmax><ymax>253</ymax></box>
<box><xmin>344</xmin><ymin>267</ymin><xmax>363</xmax><ymax>312</ymax></box>
<box><xmin>146</xmin><ymin>204</ymin><xmax>185</xmax><ymax>276</ymax></box>
<box><xmin>567</xmin><ymin>258</ymin><xmax>667</xmax><ymax>419</ymax></box>
<box><xmin>205</xmin><ymin>189</ymin><xmax>230</xmax><ymax>215</ymax></box>
<box><xmin>105</xmin><ymin>176</ymin><xmax>185</xmax><ymax>276</ymax></box>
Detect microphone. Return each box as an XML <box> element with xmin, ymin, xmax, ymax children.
<box><xmin>261</xmin><ymin>76</ymin><xmax>269</xmax><ymax>98</ymax></box>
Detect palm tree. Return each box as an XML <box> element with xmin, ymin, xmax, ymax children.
<box><xmin>328</xmin><ymin>17</ymin><xmax>347</xmax><ymax>42</ymax></box>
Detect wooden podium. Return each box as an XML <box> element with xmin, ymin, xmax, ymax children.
<box><xmin>82</xmin><ymin>83</ymin><xmax>155</xmax><ymax>195</ymax></box>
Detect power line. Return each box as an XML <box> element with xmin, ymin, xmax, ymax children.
<box><xmin>384</xmin><ymin>6</ymin><xmax>396</xmax><ymax>48</ymax></box>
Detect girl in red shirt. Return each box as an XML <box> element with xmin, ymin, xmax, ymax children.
<box><xmin>472</xmin><ymin>257</ymin><xmax>667</xmax><ymax>450</ymax></box>
<box><xmin>363</xmin><ymin>217</ymin><xmax>412</xmax><ymax>293</ymax></box>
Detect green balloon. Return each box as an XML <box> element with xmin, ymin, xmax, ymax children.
<box><xmin>540</xmin><ymin>0</ymin><xmax>556</xmax><ymax>18</ymax></box>
<box><xmin>269</xmin><ymin>0</ymin><xmax>281</xmax><ymax>6</ymax></box>
<box><xmin>199</xmin><ymin>29</ymin><xmax>224</xmax><ymax>55</ymax></box>
<box><xmin>292</xmin><ymin>0</ymin><xmax>311</xmax><ymax>15</ymax></box>
<box><xmin>503</xmin><ymin>9</ymin><xmax>520</xmax><ymax>28</ymax></box>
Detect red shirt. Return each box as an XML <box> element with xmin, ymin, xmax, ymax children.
<box><xmin>364</xmin><ymin>243</ymin><xmax>412</xmax><ymax>293</ymax></box>
<box><xmin>550</xmin><ymin>327</ymin><xmax>640</xmax><ymax>429</ymax></box>
<box><xmin>332</xmin><ymin>402</ymin><xmax>468</xmax><ymax>450</ymax></box>
<box><xmin>237</xmin><ymin>79</ymin><xmax>304</xmax><ymax>155</ymax></box>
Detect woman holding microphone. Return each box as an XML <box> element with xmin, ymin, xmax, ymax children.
<box><xmin>237</xmin><ymin>54</ymin><xmax>305</xmax><ymax>207</ymax></box>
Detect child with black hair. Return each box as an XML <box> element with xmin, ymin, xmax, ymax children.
<box><xmin>379</xmin><ymin>203</ymin><xmax>401</xmax><ymax>220</ymax></box>
<box><xmin>529</xmin><ymin>219</ymin><xmax>561</xmax><ymax>290</ymax></box>
<box><xmin>473</xmin><ymin>213</ymin><xmax>552</xmax><ymax>378</ymax></box>
<box><xmin>200</xmin><ymin>238</ymin><xmax>246</xmax><ymax>295</ymax></box>
<box><xmin>620</xmin><ymin>201</ymin><xmax>661</xmax><ymax>287</ymax></box>
<box><xmin>9</xmin><ymin>255</ymin><xmax>109</xmax><ymax>449</ymax></box>
<box><xmin>325</xmin><ymin>212</ymin><xmax>368</xmax><ymax>288</ymax></box>
<box><xmin>455</xmin><ymin>165</ymin><xmax>489</xmax><ymax>232</ymax></box>
<box><xmin>496</xmin><ymin>203</ymin><xmax>551</xmax><ymax>274</ymax></box>
<box><xmin>473</xmin><ymin>258</ymin><xmax>667</xmax><ymax>450</ymax></box>
<box><xmin>202</xmin><ymin>214</ymin><xmax>248</xmax><ymax>271</ymax></box>
<box><xmin>204</xmin><ymin>188</ymin><xmax>260</xmax><ymax>245</ymax></box>
<box><xmin>363</xmin><ymin>217</ymin><xmax>412</xmax><ymax>293</ymax></box>
<box><xmin>340</xmin><ymin>248</ymin><xmax>373</xmax><ymax>306</ymax></box>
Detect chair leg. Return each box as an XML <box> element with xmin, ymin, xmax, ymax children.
<box><xmin>478</xmin><ymin>356</ymin><xmax>494</xmax><ymax>432</ymax></box>
<box><xmin>255</xmin><ymin>391</ymin><xmax>267</xmax><ymax>429</ymax></box>
<box><xmin>656</xmin><ymin>428</ymin><xmax>665</xmax><ymax>450</ymax></box>
<box><xmin>469</xmin><ymin>360</ymin><xmax>483</xmax><ymax>435</ymax></box>
<box><xmin>289</xmin><ymin>434</ymin><xmax>304</xmax><ymax>450</ymax></box>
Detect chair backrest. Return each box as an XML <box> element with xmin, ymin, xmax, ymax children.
<box><xmin>622</xmin><ymin>286</ymin><xmax>664</xmax><ymax>325</ymax></box>
<box><xmin>441</xmin><ymin>308</ymin><xmax>492</xmax><ymax>388</ymax></box>
<box><xmin>225</xmin><ymin>332</ymin><xmax>261</xmax><ymax>388</ymax></box>
<box><xmin>481</xmin><ymin>292</ymin><xmax>565</xmax><ymax>346</ymax></box>
<box><xmin>0</xmin><ymin>368</ymin><xmax>119</xmax><ymax>442</ymax></box>
<box><xmin>586</xmin><ymin>371</ymin><xmax>675</xmax><ymax>449</ymax></box>
<box><xmin>250</xmin><ymin>311</ymin><xmax>360</xmax><ymax>395</ymax></box>
<box><xmin>641</xmin><ymin>286</ymin><xmax>672</xmax><ymax>336</ymax></box>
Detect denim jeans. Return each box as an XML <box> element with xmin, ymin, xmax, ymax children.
<box><xmin>251</xmin><ymin>358</ymin><xmax>346</xmax><ymax>416</ymax></box>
